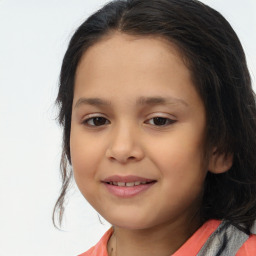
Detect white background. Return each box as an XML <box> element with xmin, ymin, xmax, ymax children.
<box><xmin>0</xmin><ymin>0</ymin><xmax>255</xmax><ymax>255</ymax></box>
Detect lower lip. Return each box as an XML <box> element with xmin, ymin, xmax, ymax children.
<box><xmin>103</xmin><ymin>182</ymin><xmax>156</xmax><ymax>198</ymax></box>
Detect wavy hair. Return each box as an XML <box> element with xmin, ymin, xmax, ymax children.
<box><xmin>53</xmin><ymin>0</ymin><xmax>256</xmax><ymax>234</ymax></box>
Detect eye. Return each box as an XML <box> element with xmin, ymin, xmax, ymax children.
<box><xmin>82</xmin><ymin>116</ymin><xmax>110</xmax><ymax>127</ymax></box>
<box><xmin>146</xmin><ymin>117</ymin><xmax>176</xmax><ymax>126</ymax></box>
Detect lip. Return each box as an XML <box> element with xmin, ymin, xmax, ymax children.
<box><xmin>102</xmin><ymin>175</ymin><xmax>157</xmax><ymax>198</ymax></box>
<box><xmin>102</xmin><ymin>175</ymin><xmax>155</xmax><ymax>183</ymax></box>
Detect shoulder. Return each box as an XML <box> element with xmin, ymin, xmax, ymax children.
<box><xmin>78</xmin><ymin>227</ymin><xmax>114</xmax><ymax>256</ymax></box>
<box><xmin>236</xmin><ymin>234</ymin><xmax>256</xmax><ymax>256</ymax></box>
<box><xmin>197</xmin><ymin>221</ymin><xmax>256</xmax><ymax>256</ymax></box>
<box><xmin>186</xmin><ymin>220</ymin><xmax>256</xmax><ymax>256</ymax></box>
<box><xmin>79</xmin><ymin>246</ymin><xmax>95</xmax><ymax>256</ymax></box>
<box><xmin>173</xmin><ymin>219</ymin><xmax>222</xmax><ymax>256</ymax></box>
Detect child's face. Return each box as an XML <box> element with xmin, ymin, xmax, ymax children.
<box><xmin>70</xmin><ymin>33</ymin><xmax>208</xmax><ymax>230</ymax></box>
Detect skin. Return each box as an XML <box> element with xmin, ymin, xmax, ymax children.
<box><xmin>70</xmin><ymin>33</ymin><xmax>229</xmax><ymax>256</ymax></box>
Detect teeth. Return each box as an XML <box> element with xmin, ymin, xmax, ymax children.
<box><xmin>126</xmin><ymin>182</ymin><xmax>135</xmax><ymax>187</ymax></box>
<box><xmin>108</xmin><ymin>181</ymin><xmax>151</xmax><ymax>187</ymax></box>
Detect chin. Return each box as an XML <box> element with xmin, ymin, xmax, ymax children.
<box><xmin>105</xmin><ymin>214</ymin><xmax>155</xmax><ymax>230</ymax></box>
<box><xmin>114</xmin><ymin>222</ymin><xmax>149</xmax><ymax>230</ymax></box>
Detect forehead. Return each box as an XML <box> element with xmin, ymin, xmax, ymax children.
<box><xmin>75</xmin><ymin>33</ymin><xmax>190</xmax><ymax>84</ymax></box>
<box><xmin>73</xmin><ymin>32</ymin><xmax>201</xmax><ymax>111</ymax></box>
<box><xmin>76</xmin><ymin>33</ymin><xmax>185</xmax><ymax>75</ymax></box>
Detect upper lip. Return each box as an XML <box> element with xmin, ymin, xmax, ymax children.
<box><xmin>102</xmin><ymin>175</ymin><xmax>156</xmax><ymax>183</ymax></box>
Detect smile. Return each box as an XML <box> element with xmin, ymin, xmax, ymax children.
<box><xmin>106</xmin><ymin>181</ymin><xmax>152</xmax><ymax>187</ymax></box>
<box><xmin>102</xmin><ymin>175</ymin><xmax>157</xmax><ymax>198</ymax></box>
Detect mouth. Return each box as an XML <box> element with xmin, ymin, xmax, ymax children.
<box><xmin>105</xmin><ymin>180</ymin><xmax>156</xmax><ymax>187</ymax></box>
<box><xmin>102</xmin><ymin>175</ymin><xmax>157</xmax><ymax>198</ymax></box>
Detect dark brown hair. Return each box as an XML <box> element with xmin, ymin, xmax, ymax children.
<box><xmin>53</xmin><ymin>0</ymin><xmax>256</xmax><ymax>234</ymax></box>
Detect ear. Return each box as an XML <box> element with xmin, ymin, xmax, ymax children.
<box><xmin>208</xmin><ymin>148</ymin><xmax>233</xmax><ymax>174</ymax></box>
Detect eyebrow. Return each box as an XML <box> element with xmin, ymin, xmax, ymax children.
<box><xmin>74</xmin><ymin>97</ymin><xmax>111</xmax><ymax>108</ymax></box>
<box><xmin>136</xmin><ymin>96</ymin><xmax>188</xmax><ymax>107</ymax></box>
<box><xmin>74</xmin><ymin>96</ymin><xmax>188</xmax><ymax>108</ymax></box>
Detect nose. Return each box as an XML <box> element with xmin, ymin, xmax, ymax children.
<box><xmin>105</xmin><ymin>123</ymin><xmax>145</xmax><ymax>164</ymax></box>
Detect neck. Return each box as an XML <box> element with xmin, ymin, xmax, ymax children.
<box><xmin>107</xmin><ymin>215</ymin><xmax>201</xmax><ymax>256</ymax></box>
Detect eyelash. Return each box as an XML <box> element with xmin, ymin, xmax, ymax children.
<box><xmin>81</xmin><ymin>116</ymin><xmax>176</xmax><ymax>127</ymax></box>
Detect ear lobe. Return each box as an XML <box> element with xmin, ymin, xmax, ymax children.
<box><xmin>208</xmin><ymin>149</ymin><xmax>233</xmax><ymax>174</ymax></box>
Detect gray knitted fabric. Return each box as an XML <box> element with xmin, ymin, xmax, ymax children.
<box><xmin>251</xmin><ymin>221</ymin><xmax>256</xmax><ymax>234</ymax></box>
<box><xmin>196</xmin><ymin>221</ymin><xmax>255</xmax><ymax>256</ymax></box>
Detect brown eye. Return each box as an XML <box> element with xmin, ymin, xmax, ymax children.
<box><xmin>147</xmin><ymin>117</ymin><xmax>176</xmax><ymax>126</ymax></box>
<box><xmin>83</xmin><ymin>117</ymin><xmax>110</xmax><ymax>126</ymax></box>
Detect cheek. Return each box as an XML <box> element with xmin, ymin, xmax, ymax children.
<box><xmin>147</xmin><ymin>124</ymin><xmax>207</xmax><ymax>184</ymax></box>
<box><xmin>151</xmin><ymin>135</ymin><xmax>204</xmax><ymax>169</ymax></box>
<box><xmin>153</xmin><ymin>140</ymin><xmax>206</xmax><ymax>213</ymax></box>
<box><xmin>70</xmin><ymin>127</ymin><xmax>103</xmax><ymax>187</ymax></box>
<box><xmin>70</xmin><ymin>136</ymin><xmax>103</xmax><ymax>206</ymax></box>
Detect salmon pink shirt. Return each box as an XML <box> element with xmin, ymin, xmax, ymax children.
<box><xmin>79</xmin><ymin>220</ymin><xmax>256</xmax><ymax>256</ymax></box>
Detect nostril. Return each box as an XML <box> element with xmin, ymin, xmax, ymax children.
<box><xmin>105</xmin><ymin>143</ymin><xmax>145</xmax><ymax>163</ymax></box>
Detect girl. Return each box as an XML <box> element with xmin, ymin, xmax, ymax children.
<box><xmin>53</xmin><ymin>0</ymin><xmax>256</xmax><ymax>255</ymax></box>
